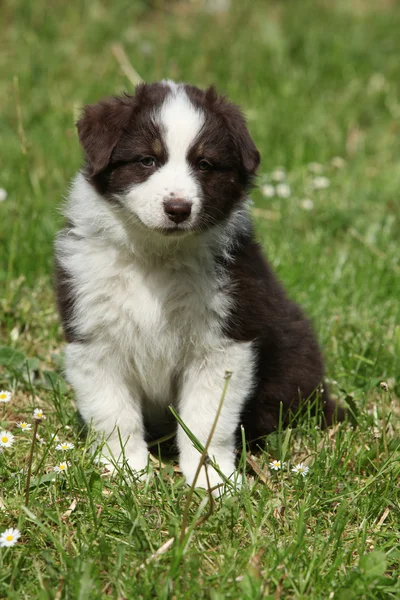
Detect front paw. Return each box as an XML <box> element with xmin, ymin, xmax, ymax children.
<box><xmin>124</xmin><ymin>451</ymin><xmax>150</xmax><ymax>479</ymax></box>
<box><xmin>99</xmin><ymin>446</ymin><xmax>150</xmax><ymax>479</ymax></box>
<box><xmin>181</xmin><ymin>456</ymin><xmax>240</xmax><ymax>497</ymax></box>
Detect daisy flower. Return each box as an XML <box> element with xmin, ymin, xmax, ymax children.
<box><xmin>54</xmin><ymin>461</ymin><xmax>70</xmax><ymax>474</ymax></box>
<box><xmin>0</xmin><ymin>431</ymin><xmax>14</xmax><ymax>448</ymax></box>
<box><xmin>312</xmin><ymin>176</ymin><xmax>330</xmax><ymax>190</ymax></box>
<box><xmin>0</xmin><ymin>390</ymin><xmax>12</xmax><ymax>403</ymax></box>
<box><xmin>0</xmin><ymin>528</ymin><xmax>21</xmax><ymax>548</ymax></box>
<box><xmin>276</xmin><ymin>183</ymin><xmax>291</xmax><ymax>198</ymax></box>
<box><xmin>271</xmin><ymin>167</ymin><xmax>286</xmax><ymax>182</ymax></box>
<box><xmin>269</xmin><ymin>459</ymin><xmax>286</xmax><ymax>471</ymax></box>
<box><xmin>56</xmin><ymin>442</ymin><xmax>74</xmax><ymax>451</ymax></box>
<box><xmin>261</xmin><ymin>184</ymin><xmax>275</xmax><ymax>198</ymax></box>
<box><xmin>331</xmin><ymin>156</ymin><xmax>345</xmax><ymax>169</ymax></box>
<box><xmin>300</xmin><ymin>198</ymin><xmax>314</xmax><ymax>211</ymax></box>
<box><xmin>33</xmin><ymin>408</ymin><xmax>46</xmax><ymax>421</ymax></box>
<box><xmin>36</xmin><ymin>434</ymin><xmax>46</xmax><ymax>445</ymax></box>
<box><xmin>0</xmin><ymin>189</ymin><xmax>7</xmax><ymax>203</ymax></box>
<box><xmin>17</xmin><ymin>422</ymin><xmax>32</xmax><ymax>432</ymax></box>
<box><xmin>292</xmin><ymin>463</ymin><xmax>309</xmax><ymax>477</ymax></box>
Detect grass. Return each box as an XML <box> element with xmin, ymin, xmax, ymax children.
<box><xmin>1</xmin><ymin>0</ymin><xmax>400</xmax><ymax>597</ymax></box>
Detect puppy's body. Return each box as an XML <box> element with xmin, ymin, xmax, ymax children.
<box><xmin>55</xmin><ymin>81</ymin><xmax>342</xmax><ymax>489</ymax></box>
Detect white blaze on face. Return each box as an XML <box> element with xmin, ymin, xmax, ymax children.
<box><xmin>160</xmin><ymin>88</ymin><xmax>204</xmax><ymax>164</ymax></box>
<box><xmin>125</xmin><ymin>86</ymin><xmax>205</xmax><ymax>231</ymax></box>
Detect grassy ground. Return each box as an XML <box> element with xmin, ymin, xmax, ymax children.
<box><xmin>1</xmin><ymin>0</ymin><xmax>400</xmax><ymax>598</ymax></box>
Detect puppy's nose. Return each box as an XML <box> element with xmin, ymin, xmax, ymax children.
<box><xmin>163</xmin><ymin>198</ymin><xmax>192</xmax><ymax>223</ymax></box>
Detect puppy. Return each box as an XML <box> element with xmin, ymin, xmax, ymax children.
<box><xmin>55</xmin><ymin>81</ymin><xmax>343</xmax><ymax>491</ymax></box>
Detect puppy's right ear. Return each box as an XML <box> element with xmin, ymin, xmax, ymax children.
<box><xmin>77</xmin><ymin>96</ymin><xmax>133</xmax><ymax>176</ymax></box>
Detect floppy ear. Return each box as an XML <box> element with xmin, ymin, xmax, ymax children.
<box><xmin>226</xmin><ymin>105</ymin><xmax>260</xmax><ymax>175</ymax></box>
<box><xmin>234</xmin><ymin>116</ymin><xmax>261</xmax><ymax>175</ymax></box>
<box><xmin>77</xmin><ymin>96</ymin><xmax>133</xmax><ymax>175</ymax></box>
<box><xmin>209</xmin><ymin>88</ymin><xmax>260</xmax><ymax>175</ymax></box>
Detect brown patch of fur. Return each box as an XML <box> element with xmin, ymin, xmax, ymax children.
<box><xmin>78</xmin><ymin>83</ymin><xmax>170</xmax><ymax>196</ymax></box>
<box><xmin>216</xmin><ymin>233</ymin><xmax>344</xmax><ymax>440</ymax></box>
<box><xmin>152</xmin><ymin>138</ymin><xmax>163</xmax><ymax>157</ymax></box>
<box><xmin>184</xmin><ymin>84</ymin><xmax>260</xmax><ymax>228</ymax></box>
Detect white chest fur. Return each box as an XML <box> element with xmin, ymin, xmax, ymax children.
<box><xmin>59</xmin><ymin>230</ymin><xmax>232</xmax><ymax>405</ymax></box>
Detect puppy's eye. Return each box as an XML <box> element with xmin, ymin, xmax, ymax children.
<box><xmin>198</xmin><ymin>159</ymin><xmax>212</xmax><ymax>172</ymax></box>
<box><xmin>140</xmin><ymin>156</ymin><xmax>156</xmax><ymax>168</ymax></box>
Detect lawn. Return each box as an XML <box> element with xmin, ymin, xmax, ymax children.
<box><xmin>1</xmin><ymin>0</ymin><xmax>400</xmax><ymax>598</ymax></box>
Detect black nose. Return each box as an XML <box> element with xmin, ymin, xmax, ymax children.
<box><xmin>163</xmin><ymin>198</ymin><xmax>192</xmax><ymax>224</ymax></box>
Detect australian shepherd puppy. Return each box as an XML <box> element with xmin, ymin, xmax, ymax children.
<box><xmin>55</xmin><ymin>81</ymin><xmax>343</xmax><ymax>491</ymax></box>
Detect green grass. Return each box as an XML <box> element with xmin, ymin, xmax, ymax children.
<box><xmin>1</xmin><ymin>0</ymin><xmax>400</xmax><ymax>597</ymax></box>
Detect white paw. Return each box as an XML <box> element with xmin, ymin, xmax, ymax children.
<box><xmin>181</xmin><ymin>457</ymin><xmax>240</xmax><ymax>497</ymax></box>
<box><xmin>97</xmin><ymin>447</ymin><xmax>150</xmax><ymax>480</ymax></box>
<box><xmin>125</xmin><ymin>450</ymin><xmax>150</xmax><ymax>473</ymax></box>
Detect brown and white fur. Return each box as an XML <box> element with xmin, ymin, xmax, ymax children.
<box><xmin>54</xmin><ymin>81</ymin><xmax>343</xmax><ymax>492</ymax></box>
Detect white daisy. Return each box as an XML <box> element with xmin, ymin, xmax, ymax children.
<box><xmin>292</xmin><ymin>463</ymin><xmax>309</xmax><ymax>477</ymax></box>
<box><xmin>0</xmin><ymin>431</ymin><xmax>14</xmax><ymax>448</ymax></box>
<box><xmin>261</xmin><ymin>183</ymin><xmax>275</xmax><ymax>198</ymax></box>
<box><xmin>269</xmin><ymin>459</ymin><xmax>286</xmax><ymax>471</ymax></box>
<box><xmin>0</xmin><ymin>390</ymin><xmax>12</xmax><ymax>404</ymax></box>
<box><xmin>17</xmin><ymin>422</ymin><xmax>32</xmax><ymax>432</ymax></box>
<box><xmin>271</xmin><ymin>167</ymin><xmax>286</xmax><ymax>182</ymax></box>
<box><xmin>276</xmin><ymin>183</ymin><xmax>291</xmax><ymax>198</ymax></box>
<box><xmin>51</xmin><ymin>434</ymin><xmax>60</xmax><ymax>442</ymax></box>
<box><xmin>300</xmin><ymin>198</ymin><xmax>314</xmax><ymax>211</ymax></box>
<box><xmin>33</xmin><ymin>408</ymin><xmax>46</xmax><ymax>421</ymax></box>
<box><xmin>56</xmin><ymin>442</ymin><xmax>74</xmax><ymax>451</ymax></box>
<box><xmin>54</xmin><ymin>461</ymin><xmax>70</xmax><ymax>474</ymax></box>
<box><xmin>312</xmin><ymin>176</ymin><xmax>330</xmax><ymax>190</ymax></box>
<box><xmin>331</xmin><ymin>156</ymin><xmax>345</xmax><ymax>169</ymax></box>
<box><xmin>0</xmin><ymin>189</ymin><xmax>7</xmax><ymax>203</ymax></box>
<box><xmin>36</xmin><ymin>434</ymin><xmax>46</xmax><ymax>445</ymax></box>
<box><xmin>0</xmin><ymin>527</ymin><xmax>21</xmax><ymax>547</ymax></box>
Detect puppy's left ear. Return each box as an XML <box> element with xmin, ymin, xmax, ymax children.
<box><xmin>233</xmin><ymin>115</ymin><xmax>260</xmax><ymax>175</ymax></box>
<box><xmin>209</xmin><ymin>88</ymin><xmax>260</xmax><ymax>175</ymax></box>
<box><xmin>77</xmin><ymin>96</ymin><xmax>133</xmax><ymax>176</ymax></box>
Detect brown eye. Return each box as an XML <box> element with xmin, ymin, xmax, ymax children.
<box><xmin>140</xmin><ymin>156</ymin><xmax>156</xmax><ymax>168</ymax></box>
<box><xmin>198</xmin><ymin>159</ymin><xmax>212</xmax><ymax>172</ymax></box>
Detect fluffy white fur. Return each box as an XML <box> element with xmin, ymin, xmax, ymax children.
<box><xmin>56</xmin><ymin>88</ymin><xmax>256</xmax><ymax>492</ymax></box>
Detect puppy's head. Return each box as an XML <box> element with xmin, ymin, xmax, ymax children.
<box><xmin>77</xmin><ymin>81</ymin><xmax>260</xmax><ymax>235</ymax></box>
